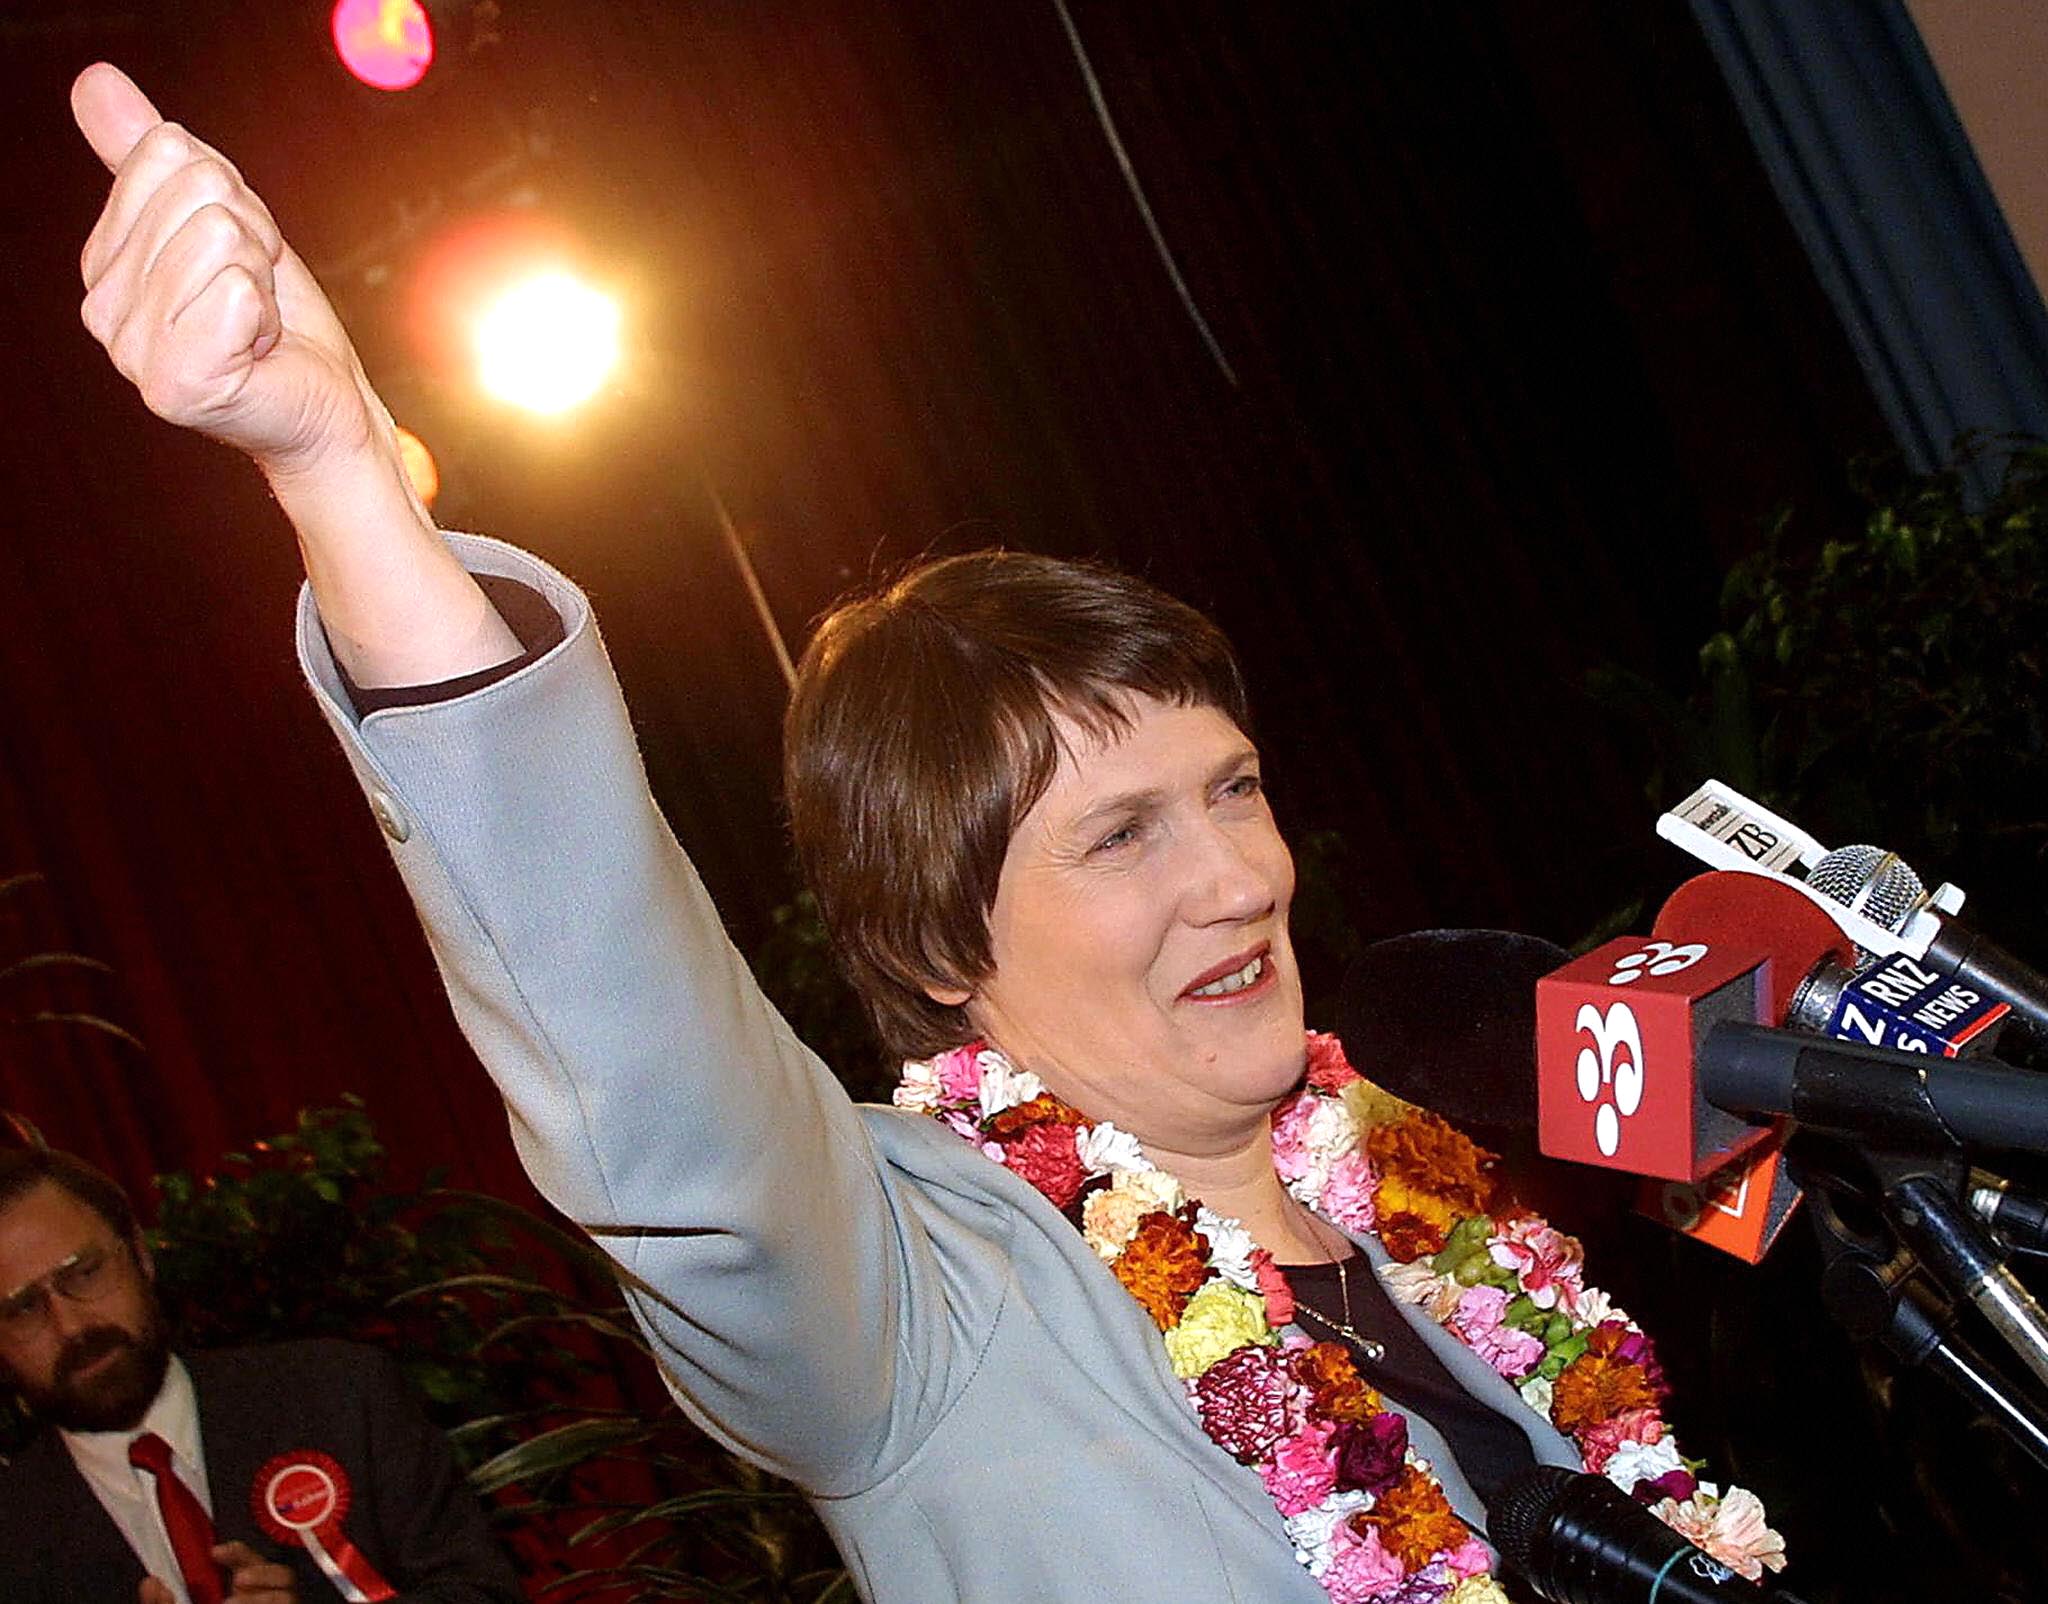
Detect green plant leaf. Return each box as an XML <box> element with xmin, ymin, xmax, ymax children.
<box><xmin>569</xmin><ymin>1487</ymin><xmax>809</xmax><ymax>1546</ymax></box>
<box><xmin>468</xmin><ymin>1416</ymin><xmax>657</xmax><ymax>1495</ymax></box>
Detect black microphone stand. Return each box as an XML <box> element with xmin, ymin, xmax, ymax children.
<box><xmin>1702</xmin><ymin>1023</ymin><xmax>2048</xmax><ymax>1391</ymax></box>
<box><xmin>1792</xmin><ymin>1138</ymin><xmax>2048</xmax><ymax>1471</ymax></box>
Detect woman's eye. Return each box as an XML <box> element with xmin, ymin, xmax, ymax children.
<box><xmin>1221</xmin><ymin>774</ymin><xmax>1263</xmax><ymax>801</ymax></box>
<box><xmin>1093</xmin><ymin>821</ymin><xmax>1141</xmax><ymax>854</ymax></box>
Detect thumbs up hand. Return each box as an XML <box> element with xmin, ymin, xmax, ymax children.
<box><xmin>68</xmin><ymin>63</ymin><xmax>523</xmax><ymax>688</ymax></box>
<box><xmin>72</xmin><ymin>62</ymin><xmax>380</xmax><ymax>479</ymax></box>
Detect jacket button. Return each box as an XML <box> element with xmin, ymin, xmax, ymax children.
<box><xmin>370</xmin><ymin>789</ymin><xmax>411</xmax><ymax>843</ymax></box>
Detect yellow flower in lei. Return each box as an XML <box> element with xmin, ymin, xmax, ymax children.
<box><xmin>1339</xmin><ymin>1077</ymin><xmax>1416</xmax><ymax>1134</ymax></box>
<box><xmin>1371</xmin><ymin>1168</ymin><xmax>1462</xmax><ymax>1243</ymax></box>
<box><xmin>1164</xmin><ymin>1282</ymin><xmax>1274</xmax><ymax>1379</ymax></box>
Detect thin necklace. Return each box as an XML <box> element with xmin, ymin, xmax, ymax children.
<box><xmin>1291</xmin><ymin>1253</ymin><xmax>1386</xmax><ymax>1362</ymax></box>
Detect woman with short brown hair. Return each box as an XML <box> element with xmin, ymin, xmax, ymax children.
<box><xmin>70</xmin><ymin>62</ymin><xmax>1786</xmax><ymax>1603</ymax></box>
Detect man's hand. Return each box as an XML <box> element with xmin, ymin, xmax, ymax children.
<box><xmin>137</xmin><ymin>1541</ymin><xmax>297</xmax><ymax>1604</ymax></box>
<box><xmin>71</xmin><ymin>63</ymin><xmax>380</xmax><ymax>480</ymax></box>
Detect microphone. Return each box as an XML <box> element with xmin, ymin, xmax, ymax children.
<box><xmin>1536</xmin><ymin>871</ymin><xmax>2016</xmax><ymax>1260</ymax></box>
<box><xmin>1656</xmin><ymin>780</ymin><xmax>2048</xmax><ymax>1041</ymax></box>
<box><xmin>1653</xmin><ymin>872</ymin><xmax>2010</xmax><ymax>1059</ymax></box>
<box><xmin>1803</xmin><ymin>842</ymin><xmax>2048</xmax><ymax>1044</ymax></box>
<box><xmin>1698</xmin><ymin>1026</ymin><xmax>2048</xmax><ymax>1159</ymax></box>
<box><xmin>1489</xmin><ymin>1466</ymin><xmax>1809</xmax><ymax>1603</ymax></box>
<box><xmin>1331</xmin><ymin>928</ymin><xmax>1570</xmax><ymax>1139</ymax></box>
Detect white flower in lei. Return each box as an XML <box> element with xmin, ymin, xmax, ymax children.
<box><xmin>1077</xmin><ymin>1121</ymin><xmax>1147</xmax><ymax>1174</ymax></box>
<box><xmin>1282</xmin><ymin>1489</ymin><xmax>1374</xmax><ymax>1567</ymax></box>
<box><xmin>1603</xmin><ymin>1434</ymin><xmax>1685</xmax><ymax>1492</ymax></box>
<box><xmin>976</xmin><ymin>1055</ymin><xmax>1043</xmax><ymax>1121</ymax></box>
<box><xmin>1194</xmin><ymin>1206</ymin><xmax>1260</xmax><ymax>1292</ymax></box>
<box><xmin>893</xmin><ymin>1055</ymin><xmax>945</xmax><ymax>1114</ymax></box>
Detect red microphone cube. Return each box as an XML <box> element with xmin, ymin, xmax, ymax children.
<box><xmin>1536</xmin><ymin>936</ymin><xmax>1773</xmax><ymax>1181</ymax></box>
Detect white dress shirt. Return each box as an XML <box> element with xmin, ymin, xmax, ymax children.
<box><xmin>61</xmin><ymin>1357</ymin><xmax>211</xmax><ymax>1604</ymax></box>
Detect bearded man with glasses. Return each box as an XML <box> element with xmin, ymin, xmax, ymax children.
<box><xmin>0</xmin><ymin>1146</ymin><xmax>521</xmax><ymax>1604</ymax></box>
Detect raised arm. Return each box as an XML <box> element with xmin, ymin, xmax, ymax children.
<box><xmin>71</xmin><ymin>67</ymin><xmax>994</xmax><ymax>1493</ymax></box>
<box><xmin>70</xmin><ymin>62</ymin><xmax>518</xmax><ymax>687</ymax></box>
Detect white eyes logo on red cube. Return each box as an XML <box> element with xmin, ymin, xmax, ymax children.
<box><xmin>1570</xmin><ymin>943</ymin><xmax>1708</xmax><ymax>1156</ymax></box>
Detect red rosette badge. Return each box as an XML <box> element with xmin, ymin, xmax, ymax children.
<box><xmin>252</xmin><ymin>1451</ymin><xmax>395</xmax><ymax>1602</ymax></box>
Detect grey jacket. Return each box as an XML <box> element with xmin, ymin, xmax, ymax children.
<box><xmin>297</xmin><ymin>534</ymin><xmax>1580</xmax><ymax>1602</ymax></box>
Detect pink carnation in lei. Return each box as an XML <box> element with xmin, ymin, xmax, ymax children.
<box><xmin>1260</xmin><ymin>1417</ymin><xmax>1341</xmax><ymax>1517</ymax></box>
<box><xmin>1449</xmin><ymin>1285</ymin><xmax>1545</xmax><ymax>1380</ymax></box>
<box><xmin>1251</xmin><ymin>1247</ymin><xmax>1296</xmax><ymax>1327</ymax></box>
<box><xmin>1317</xmin><ymin>1151</ymin><xmax>1379</xmax><ymax>1232</ymax></box>
<box><xmin>1269</xmin><ymin>1090</ymin><xmax>1319</xmax><ymax>1185</ymax></box>
<box><xmin>1320</xmin><ymin>1520</ymin><xmax>1405</xmax><ymax>1604</ymax></box>
<box><xmin>933</xmin><ymin>1044</ymin><xmax>984</xmax><ymax>1102</ymax></box>
<box><xmin>1577</xmin><ymin>1405</ymin><xmax>1664</xmax><ymax>1476</ymax></box>
<box><xmin>1487</xmin><ymin>1215</ymin><xmax>1584</xmax><ymax>1312</ymax></box>
<box><xmin>1651</xmin><ymin>1487</ymin><xmax>1787</xmax><ymax>1581</ymax></box>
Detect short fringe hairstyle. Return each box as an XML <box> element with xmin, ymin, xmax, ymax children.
<box><xmin>785</xmin><ymin>550</ymin><xmax>1248</xmax><ymax>1060</ymax></box>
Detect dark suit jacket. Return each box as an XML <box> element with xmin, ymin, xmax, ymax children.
<box><xmin>0</xmin><ymin>1339</ymin><xmax>522</xmax><ymax>1603</ymax></box>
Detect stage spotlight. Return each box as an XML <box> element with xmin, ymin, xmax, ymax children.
<box><xmin>332</xmin><ymin>0</ymin><xmax>435</xmax><ymax>92</ymax></box>
<box><xmin>474</xmin><ymin>271</ymin><xmax>622</xmax><ymax>415</ymax></box>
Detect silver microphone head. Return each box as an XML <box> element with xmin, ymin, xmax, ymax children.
<box><xmin>1805</xmin><ymin>843</ymin><xmax>1927</xmax><ymax>935</ymax></box>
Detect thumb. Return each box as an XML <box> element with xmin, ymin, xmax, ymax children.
<box><xmin>137</xmin><ymin>1575</ymin><xmax>175</xmax><ymax>1604</ymax></box>
<box><xmin>71</xmin><ymin>62</ymin><xmax>165</xmax><ymax>173</ymax></box>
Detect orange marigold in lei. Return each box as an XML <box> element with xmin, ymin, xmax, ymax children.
<box><xmin>986</xmin><ymin>1094</ymin><xmax>1084</xmax><ymax>1138</ymax></box>
<box><xmin>1550</xmin><ymin>1354</ymin><xmax>1661</xmax><ymax>1434</ymax></box>
<box><xmin>1112</xmin><ymin>1210</ymin><xmax>1211</xmax><ymax>1328</ymax></box>
<box><xmin>1367</xmin><ymin>1111</ymin><xmax>1496</xmax><ymax>1217</ymax></box>
<box><xmin>1357</xmin><ymin>1466</ymin><xmax>1471</xmax><ymax>1570</ymax></box>
<box><xmin>1295</xmin><ymin>1340</ymin><xmax>1380</xmax><ymax>1425</ymax></box>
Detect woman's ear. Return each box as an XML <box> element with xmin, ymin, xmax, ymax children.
<box><xmin>923</xmin><ymin>982</ymin><xmax>973</xmax><ymax>1007</ymax></box>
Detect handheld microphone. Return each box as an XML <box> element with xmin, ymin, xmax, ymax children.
<box><xmin>1489</xmin><ymin>1466</ymin><xmax>1808</xmax><ymax>1603</ymax></box>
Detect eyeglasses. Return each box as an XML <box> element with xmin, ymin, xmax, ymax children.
<box><xmin>0</xmin><ymin>1242</ymin><xmax>127</xmax><ymax>1336</ymax></box>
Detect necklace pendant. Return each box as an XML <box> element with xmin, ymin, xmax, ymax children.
<box><xmin>1292</xmin><ymin>1301</ymin><xmax>1387</xmax><ymax>1363</ymax></box>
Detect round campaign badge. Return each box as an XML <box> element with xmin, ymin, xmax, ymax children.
<box><xmin>251</xmin><ymin>1451</ymin><xmax>393</xmax><ymax>1600</ymax></box>
<box><xmin>253</xmin><ymin>1450</ymin><xmax>351</xmax><ymax>1539</ymax></box>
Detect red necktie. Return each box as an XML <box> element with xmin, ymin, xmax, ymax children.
<box><xmin>127</xmin><ymin>1431</ymin><xmax>226</xmax><ymax>1604</ymax></box>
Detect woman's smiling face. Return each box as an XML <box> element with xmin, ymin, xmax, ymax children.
<box><xmin>952</xmin><ymin>693</ymin><xmax>1306</xmax><ymax>1154</ymax></box>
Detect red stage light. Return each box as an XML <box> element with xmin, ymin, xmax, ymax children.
<box><xmin>331</xmin><ymin>0</ymin><xmax>435</xmax><ymax>92</ymax></box>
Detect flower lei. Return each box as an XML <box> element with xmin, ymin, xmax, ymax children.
<box><xmin>896</xmin><ymin>1030</ymin><xmax>1787</xmax><ymax>1602</ymax></box>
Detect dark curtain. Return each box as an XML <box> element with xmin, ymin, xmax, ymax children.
<box><xmin>1693</xmin><ymin>0</ymin><xmax>2048</xmax><ymax>494</ymax></box>
<box><xmin>0</xmin><ymin>0</ymin><xmax>1880</xmax><ymax>1271</ymax></box>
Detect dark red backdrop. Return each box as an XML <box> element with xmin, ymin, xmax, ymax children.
<box><xmin>0</xmin><ymin>2</ymin><xmax>1883</xmax><ymax>1211</ymax></box>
